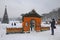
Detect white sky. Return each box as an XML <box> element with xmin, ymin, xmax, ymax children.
<box><xmin>0</xmin><ymin>0</ymin><xmax>60</xmax><ymax>18</ymax></box>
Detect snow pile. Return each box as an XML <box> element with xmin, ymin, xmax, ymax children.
<box><xmin>0</xmin><ymin>23</ymin><xmax>7</xmax><ymax>38</ymax></box>
<box><xmin>41</xmin><ymin>22</ymin><xmax>50</xmax><ymax>27</ymax></box>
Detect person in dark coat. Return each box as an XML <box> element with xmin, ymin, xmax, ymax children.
<box><xmin>30</xmin><ymin>22</ymin><xmax>33</xmax><ymax>31</ymax></box>
<box><xmin>14</xmin><ymin>22</ymin><xmax>16</xmax><ymax>26</ymax></box>
<box><xmin>12</xmin><ymin>23</ymin><xmax>13</xmax><ymax>26</ymax></box>
<box><xmin>50</xmin><ymin>19</ymin><xmax>55</xmax><ymax>35</ymax></box>
<box><xmin>30</xmin><ymin>21</ymin><xmax>34</xmax><ymax>31</ymax></box>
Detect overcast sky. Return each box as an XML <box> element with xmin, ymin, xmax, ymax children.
<box><xmin>0</xmin><ymin>0</ymin><xmax>60</xmax><ymax>18</ymax></box>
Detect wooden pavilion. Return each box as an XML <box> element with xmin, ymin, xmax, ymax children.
<box><xmin>22</xmin><ymin>9</ymin><xmax>42</xmax><ymax>32</ymax></box>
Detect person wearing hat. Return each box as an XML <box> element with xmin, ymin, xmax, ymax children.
<box><xmin>50</xmin><ymin>19</ymin><xmax>56</xmax><ymax>35</ymax></box>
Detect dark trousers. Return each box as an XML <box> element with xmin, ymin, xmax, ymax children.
<box><xmin>31</xmin><ymin>25</ymin><xmax>34</xmax><ymax>31</ymax></box>
<box><xmin>31</xmin><ymin>27</ymin><xmax>32</xmax><ymax>31</ymax></box>
<box><xmin>51</xmin><ymin>28</ymin><xmax>54</xmax><ymax>35</ymax></box>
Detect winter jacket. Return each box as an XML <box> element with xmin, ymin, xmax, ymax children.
<box><xmin>51</xmin><ymin>20</ymin><xmax>55</xmax><ymax>28</ymax></box>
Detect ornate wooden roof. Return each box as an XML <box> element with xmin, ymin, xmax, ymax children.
<box><xmin>22</xmin><ymin>9</ymin><xmax>41</xmax><ymax>21</ymax></box>
<box><xmin>23</xmin><ymin>9</ymin><xmax>41</xmax><ymax>18</ymax></box>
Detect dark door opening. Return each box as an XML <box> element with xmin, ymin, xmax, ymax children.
<box><xmin>30</xmin><ymin>20</ymin><xmax>36</xmax><ymax>31</ymax></box>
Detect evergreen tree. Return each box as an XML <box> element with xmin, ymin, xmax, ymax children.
<box><xmin>2</xmin><ymin>6</ymin><xmax>9</xmax><ymax>24</ymax></box>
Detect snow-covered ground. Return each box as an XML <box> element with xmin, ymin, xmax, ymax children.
<box><xmin>0</xmin><ymin>21</ymin><xmax>60</xmax><ymax>40</ymax></box>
